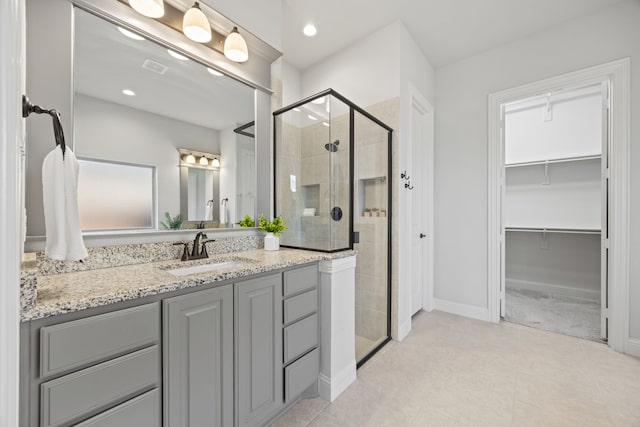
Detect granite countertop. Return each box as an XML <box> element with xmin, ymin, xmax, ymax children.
<box><xmin>22</xmin><ymin>248</ymin><xmax>355</xmax><ymax>322</ymax></box>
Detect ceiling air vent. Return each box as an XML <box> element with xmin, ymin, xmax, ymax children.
<box><xmin>142</xmin><ymin>59</ymin><xmax>168</xmax><ymax>75</ymax></box>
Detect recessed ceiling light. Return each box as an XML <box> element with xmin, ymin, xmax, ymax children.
<box><xmin>207</xmin><ymin>68</ymin><xmax>224</xmax><ymax>77</ymax></box>
<box><xmin>117</xmin><ymin>27</ymin><xmax>145</xmax><ymax>41</ymax></box>
<box><xmin>303</xmin><ymin>24</ymin><xmax>317</xmax><ymax>37</ymax></box>
<box><xmin>122</xmin><ymin>89</ymin><xmax>136</xmax><ymax>96</ymax></box>
<box><xmin>307</xmin><ymin>114</ymin><xmax>317</xmax><ymax>121</ymax></box>
<box><xmin>167</xmin><ymin>49</ymin><xmax>189</xmax><ymax>61</ymax></box>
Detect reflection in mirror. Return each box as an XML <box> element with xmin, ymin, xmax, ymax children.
<box><xmin>178</xmin><ymin>148</ymin><xmax>220</xmax><ymax>222</ymax></box>
<box><xmin>72</xmin><ymin>7</ymin><xmax>256</xmax><ymax>231</ymax></box>
<box><xmin>78</xmin><ymin>158</ymin><xmax>155</xmax><ymax>230</ymax></box>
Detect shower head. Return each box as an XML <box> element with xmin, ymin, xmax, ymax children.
<box><xmin>324</xmin><ymin>139</ymin><xmax>340</xmax><ymax>152</ymax></box>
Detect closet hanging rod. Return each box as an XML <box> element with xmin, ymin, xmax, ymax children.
<box><xmin>505</xmin><ymin>227</ymin><xmax>601</xmax><ymax>235</ymax></box>
<box><xmin>505</xmin><ymin>154</ymin><xmax>601</xmax><ymax>169</ymax></box>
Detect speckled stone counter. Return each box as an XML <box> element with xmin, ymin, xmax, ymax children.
<box><xmin>21</xmin><ymin>248</ymin><xmax>355</xmax><ymax>322</ymax></box>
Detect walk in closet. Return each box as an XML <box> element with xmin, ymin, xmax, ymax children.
<box><xmin>502</xmin><ymin>83</ymin><xmax>607</xmax><ymax>342</ymax></box>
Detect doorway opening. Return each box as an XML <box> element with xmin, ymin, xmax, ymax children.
<box><xmin>501</xmin><ymin>83</ymin><xmax>607</xmax><ymax>342</ymax></box>
<box><xmin>487</xmin><ymin>59</ymin><xmax>630</xmax><ymax>353</ymax></box>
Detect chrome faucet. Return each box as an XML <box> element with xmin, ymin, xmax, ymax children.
<box><xmin>172</xmin><ymin>232</ymin><xmax>215</xmax><ymax>261</ymax></box>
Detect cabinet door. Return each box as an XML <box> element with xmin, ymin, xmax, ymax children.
<box><xmin>235</xmin><ymin>274</ymin><xmax>283</xmax><ymax>427</ymax></box>
<box><xmin>163</xmin><ymin>285</ymin><xmax>233</xmax><ymax>427</ymax></box>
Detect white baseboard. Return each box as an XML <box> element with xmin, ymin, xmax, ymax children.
<box><xmin>397</xmin><ymin>318</ymin><xmax>411</xmax><ymax>341</ymax></box>
<box><xmin>433</xmin><ymin>298</ymin><xmax>490</xmax><ymax>322</ymax></box>
<box><xmin>627</xmin><ymin>338</ymin><xmax>640</xmax><ymax>357</ymax></box>
<box><xmin>507</xmin><ymin>278</ymin><xmax>600</xmax><ymax>301</ymax></box>
<box><xmin>318</xmin><ymin>361</ymin><xmax>356</xmax><ymax>402</ymax></box>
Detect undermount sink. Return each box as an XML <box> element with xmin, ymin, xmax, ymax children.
<box><xmin>165</xmin><ymin>259</ymin><xmax>250</xmax><ymax>277</ymax></box>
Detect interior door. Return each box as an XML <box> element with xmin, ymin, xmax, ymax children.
<box><xmin>411</xmin><ymin>102</ymin><xmax>426</xmax><ymax>315</ymax></box>
<box><xmin>600</xmin><ymin>81</ymin><xmax>610</xmax><ymax>339</ymax></box>
<box><xmin>499</xmin><ymin>105</ymin><xmax>507</xmax><ymax>318</ymax></box>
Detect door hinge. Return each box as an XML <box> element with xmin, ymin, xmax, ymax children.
<box><xmin>601</xmin><ymin>308</ymin><xmax>608</xmax><ymax>318</ymax></box>
<box><xmin>602</xmin><ymin>238</ymin><xmax>609</xmax><ymax>249</ymax></box>
<box><xmin>602</xmin><ymin>168</ymin><xmax>610</xmax><ymax>179</ymax></box>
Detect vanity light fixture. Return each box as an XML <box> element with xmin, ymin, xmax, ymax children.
<box><xmin>198</xmin><ymin>156</ymin><xmax>209</xmax><ymax>166</ymax></box>
<box><xmin>129</xmin><ymin>0</ymin><xmax>164</xmax><ymax>18</ymax></box>
<box><xmin>185</xmin><ymin>153</ymin><xmax>196</xmax><ymax>164</ymax></box>
<box><xmin>117</xmin><ymin>27</ymin><xmax>145</xmax><ymax>41</ymax></box>
<box><xmin>224</xmin><ymin>27</ymin><xmax>249</xmax><ymax>63</ymax></box>
<box><xmin>211</xmin><ymin>157</ymin><xmax>221</xmax><ymax>167</ymax></box>
<box><xmin>303</xmin><ymin>23</ymin><xmax>317</xmax><ymax>37</ymax></box>
<box><xmin>122</xmin><ymin>89</ymin><xmax>136</xmax><ymax>96</ymax></box>
<box><xmin>207</xmin><ymin>67</ymin><xmax>224</xmax><ymax>77</ymax></box>
<box><xmin>182</xmin><ymin>2</ymin><xmax>212</xmax><ymax>43</ymax></box>
<box><xmin>167</xmin><ymin>49</ymin><xmax>189</xmax><ymax>61</ymax></box>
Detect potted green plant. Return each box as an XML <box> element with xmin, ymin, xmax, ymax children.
<box><xmin>372</xmin><ymin>207</ymin><xmax>379</xmax><ymax>217</ymax></box>
<box><xmin>237</xmin><ymin>214</ymin><xmax>255</xmax><ymax>227</ymax></box>
<box><xmin>160</xmin><ymin>212</ymin><xmax>183</xmax><ymax>230</ymax></box>
<box><xmin>364</xmin><ymin>208</ymin><xmax>371</xmax><ymax>217</ymax></box>
<box><xmin>258</xmin><ymin>214</ymin><xmax>287</xmax><ymax>251</ymax></box>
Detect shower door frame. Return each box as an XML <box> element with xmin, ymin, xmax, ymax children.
<box><xmin>273</xmin><ymin>88</ymin><xmax>393</xmax><ymax>366</ymax></box>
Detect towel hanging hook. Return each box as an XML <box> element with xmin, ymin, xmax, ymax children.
<box><xmin>22</xmin><ymin>95</ymin><xmax>66</xmax><ymax>159</ymax></box>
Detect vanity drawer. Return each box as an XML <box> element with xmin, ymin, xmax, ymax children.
<box><xmin>74</xmin><ymin>388</ymin><xmax>160</xmax><ymax>427</ymax></box>
<box><xmin>40</xmin><ymin>346</ymin><xmax>159</xmax><ymax>427</ymax></box>
<box><xmin>283</xmin><ymin>265</ymin><xmax>318</xmax><ymax>297</ymax></box>
<box><xmin>284</xmin><ymin>348</ymin><xmax>319</xmax><ymax>403</ymax></box>
<box><xmin>283</xmin><ymin>289</ymin><xmax>317</xmax><ymax>325</ymax></box>
<box><xmin>40</xmin><ymin>303</ymin><xmax>160</xmax><ymax>378</ymax></box>
<box><xmin>283</xmin><ymin>314</ymin><xmax>318</xmax><ymax>364</ymax></box>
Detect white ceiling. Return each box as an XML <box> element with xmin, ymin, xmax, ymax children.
<box><xmin>282</xmin><ymin>0</ymin><xmax>626</xmax><ymax>70</ymax></box>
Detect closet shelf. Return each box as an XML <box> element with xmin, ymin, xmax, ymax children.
<box><xmin>505</xmin><ymin>226</ymin><xmax>601</xmax><ymax>235</ymax></box>
<box><xmin>505</xmin><ymin>154</ymin><xmax>601</xmax><ymax>169</ymax></box>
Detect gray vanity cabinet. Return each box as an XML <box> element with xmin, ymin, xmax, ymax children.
<box><xmin>163</xmin><ymin>285</ymin><xmax>234</xmax><ymax>427</ymax></box>
<box><xmin>235</xmin><ymin>273</ymin><xmax>284</xmax><ymax>427</ymax></box>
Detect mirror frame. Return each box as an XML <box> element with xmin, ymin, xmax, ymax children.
<box><xmin>24</xmin><ymin>0</ymin><xmax>281</xmax><ymax>251</ymax></box>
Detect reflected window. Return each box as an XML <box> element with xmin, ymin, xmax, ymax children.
<box><xmin>77</xmin><ymin>159</ymin><xmax>155</xmax><ymax>230</ymax></box>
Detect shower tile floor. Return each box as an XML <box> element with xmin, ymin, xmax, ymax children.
<box><xmin>356</xmin><ymin>335</ymin><xmax>387</xmax><ymax>363</ymax></box>
<box><xmin>505</xmin><ymin>286</ymin><xmax>602</xmax><ymax>342</ymax></box>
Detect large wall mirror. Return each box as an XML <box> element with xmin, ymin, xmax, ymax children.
<box><xmin>72</xmin><ymin>7</ymin><xmax>256</xmax><ymax>231</ymax></box>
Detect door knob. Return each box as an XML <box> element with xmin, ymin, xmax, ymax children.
<box><xmin>419</xmin><ymin>233</ymin><xmax>426</xmax><ymax>238</ymax></box>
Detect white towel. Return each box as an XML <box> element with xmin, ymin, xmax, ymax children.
<box><xmin>219</xmin><ymin>203</ymin><xmax>227</xmax><ymax>225</ymax></box>
<box><xmin>42</xmin><ymin>146</ymin><xmax>88</xmax><ymax>261</ymax></box>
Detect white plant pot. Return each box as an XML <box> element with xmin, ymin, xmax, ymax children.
<box><xmin>264</xmin><ymin>232</ymin><xmax>280</xmax><ymax>251</ymax></box>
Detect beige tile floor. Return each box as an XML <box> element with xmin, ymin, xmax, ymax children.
<box><xmin>273</xmin><ymin>310</ymin><xmax>640</xmax><ymax>426</ymax></box>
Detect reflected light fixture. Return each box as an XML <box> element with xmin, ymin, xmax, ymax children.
<box><xmin>117</xmin><ymin>27</ymin><xmax>145</xmax><ymax>41</ymax></box>
<box><xmin>212</xmin><ymin>157</ymin><xmax>221</xmax><ymax>167</ymax></box>
<box><xmin>224</xmin><ymin>27</ymin><xmax>248</xmax><ymax>63</ymax></box>
<box><xmin>199</xmin><ymin>156</ymin><xmax>209</xmax><ymax>166</ymax></box>
<box><xmin>122</xmin><ymin>89</ymin><xmax>136</xmax><ymax>96</ymax></box>
<box><xmin>207</xmin><ymin>67</ymin><xmax>224</xmax><ymax>77</ymax></box>
<box><xmin>303</xmin><ymin>23</ymin><xmax>317</xmax><ymax>37</ymax></box>
<box><xmin>185</xmin><ymin>153</ymin><xmax>196</xmax><ymax>164</ymax></box>
<box><xmin>183</xmin><ymin>2</ymin><xmax>212</xmax><ymax>43</ymax></box>
<box><xmin>307</xmin><ymin>114</ymin><xmax>317</xmax><ymax>121</ymax></box>
<box><xmin>129</xmin><ymin>0</ymin><xmax>164</xmax><ymax>18</ymax></box>
<box><xmin>167</xmin><ymin>49</ymin><xmax>189</xmax><ymax>61</ymax></box>
<box><xmin>322</xmin><ymin>122</ymin><xmax>329</xmax><ymax>127</ymax></box>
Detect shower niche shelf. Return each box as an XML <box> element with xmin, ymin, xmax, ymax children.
<box><xmin>358</xmin><ymin>176</ymin><xmax>387</xmax><ymax>217</ymax></box>
<box><xmin>301</xmin><ymin>184</ymin><xmax>320</xmax><ymax>216</ymax></box>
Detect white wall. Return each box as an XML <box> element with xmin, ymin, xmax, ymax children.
<box><xmin>281</xmin><ymin>60</ymin><xmax>301</xmax><ymax>107</ymax></box>
<box><xmin>434</xmin><ymin>0</ymin><xmax>640</xmax><ymax>338</ymax></box>
<box><xmin>75</xmin><ymin>94</ymin><xmax>220</xmax><ymax>226</ymax></box>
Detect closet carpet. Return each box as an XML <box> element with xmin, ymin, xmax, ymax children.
<box><xmin>504</xmin><ymin>287</ymin><xmax>602</xmax><ymax>342</ymax></box>
<box><xmin>272</xmin><ymin>310</ymin><xmax>640</xmax><ymax>426</ymax></box>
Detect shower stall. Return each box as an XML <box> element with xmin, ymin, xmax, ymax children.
<box><xmin>273</xmin><ymin>89</ymin><xmax>392</xmax><ymax>365</ymax></box>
